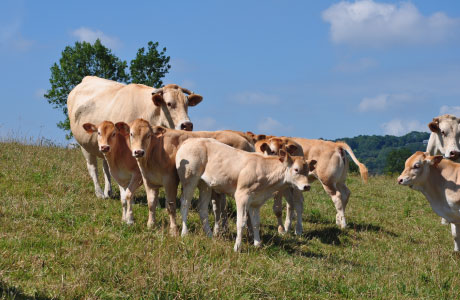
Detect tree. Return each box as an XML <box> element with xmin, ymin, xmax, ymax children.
<box><xmin>384</xmin><ymin>148</ymin><xmax>413</xmax><ymax>174</ymax></box>
<box><xmin>45</xmin><ymin>39</ymin><xmax>171</xmax><ymax>139</ymax></box>
<box><xmin>130</xmin><ymin>41</ymin><xmax>171</xmax><ymax>88</ymax></box>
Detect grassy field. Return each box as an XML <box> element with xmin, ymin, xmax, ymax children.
<box><xmin>1</xmin><ymin>141</ymin><xmax>459</xmax><ymax>299</ymax></box>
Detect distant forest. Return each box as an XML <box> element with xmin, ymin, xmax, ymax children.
<box><xmin>333</xmin><ymin>131</ymin><xmax>431</xmax><ymax>175</ymax></box>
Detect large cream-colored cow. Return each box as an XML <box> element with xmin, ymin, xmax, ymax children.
<box><xmin>398</xmin><ymin>152</ymin><xmax>460</xmax><ymax>251</ymax></box>
<box><xmin>68</xmin><ymin>76</ymin><xmax>202</xmax><ymax>199</ymax></box>
<box><xmin>426</xmin><ymin>114</ymin><xmax>460</xmax><ymax>160</ymax></box>
<box><xmin>175</xmin><ymin>138</ymin><xmax>314</xmax><ymax>251</ymax></box>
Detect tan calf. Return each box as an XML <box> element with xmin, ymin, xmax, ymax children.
<box><xmin>176</xmin><ymin>138</ymin><xmax>315</xmax><ymax>251</ymax></box>
<box><xmin>83</xmin><ymin>121</ymin><xmax>142</xmax><ymax>224</ymax></box>
<box><xmin>398</xmin><ymin>152</ymin><xmax>460</xmax><ymax>251</ymax></box>
<box><xmin>116</xmin><ymin>119</ymin><xmax>255</xmax><ymax>235</ymax></box>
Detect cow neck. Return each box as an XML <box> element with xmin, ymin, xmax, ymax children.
<box><xmin>261</xmin><ymin>156</ymin><xmax>290</xmax><ymax>189</ymax></box>
<box><xmin>417</xmin><ymin>161</ymin><xmax>458</xmax><ymax>201</ymax></box>
<box><xmin>104</xmin><ymin>134</ymin><xmax>133</xmax><ymax>170</ymax></box>
<box><xmin>144</xmin><ymin>133</ymin><xmax>166</xmax><ymax>170</ymax></box>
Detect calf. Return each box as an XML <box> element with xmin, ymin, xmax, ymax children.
<box><xmin>398</xmin><ymin>152</ymin><xmax>460</xmax><ymax>251</ymax></box>
<box><xmin>116</xmin><ymin>119</ymin><xmax>255</xmax><ymax>235</ymax></box>
<box><xmin>176</xmin><ymin>138</ymin><xmax>315</xmax><ymax>251</ymax></box>
<box><xmin>83</xmin><ymin>121</ymin><xmax>142</xmax><ymax>224</ymax></box>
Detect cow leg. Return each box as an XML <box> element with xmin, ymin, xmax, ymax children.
<box><xmin>234</xmin><ymin>192</ymin><xmax>249</xmax><ymax>252</ymax></box>
<box><xmin>212</xmin><ymin>191</ymin><xmax>227</xmax><ymax>236</ymax></box>
<box><xmin>197</xmin><ymin>182</ymin><xmax>212</xmax><ymax>237</ymax></box>
<box><xmin>272</xmin><ymin>192</ymin><xmax>286</xmax><ymax>234</ymax></box>
<box><xmin>124</xmin><ymin>176</ymin><xmax>143</xmax><ymax>225</ymax></box>
<box><xmin>451</xmin><ymin>223</ymin><xmax>460</xmax><ymax>251</ymax></box>
<box><xmin>102</xmin><ymin>158</ymin><xmax>113</xmax><ymax>198</ymax></box>
<box><xmin>81</xmin><ymin>147</ymin><xmax>105</xmax><ymax>198</ymax></box>
<box><xmin>292</xmin><ymin>189</ymin><xmax>304</xmax><ymax>236</ymax></box>
<box><xmin>147</xmin><ymin>188</ymin><xmax>159</xmax><ymax>229</ymax></box>
<box><xmin>164</xmin><ymin>180</ymin><xmax>180</xmax><ymax>236</ymax></box>
<box><xmin>441</xmin><ymin>218</ymin><xmax>449</xmax><ymax>225</ymax></box>
<box><xmin>179</xmin><ymin>178</ymin><xmax>199</xmax><ymax>236</ymax></box>
<box><xmin>284</xmin><ymin>188</ymin><xmax>295</xmax><ymax>233</ymax></box>
<box><xmin>324</xmin><ymin>183</ymin><xmax>347</xmax><ymax>229</ymax></box>
<box><xmin>248</xmin><ymin>205</ymin><xmax>262</xmax><ymax>247</ymax></box>
<box><xmin>119</xmin><ymin>185</ymin><xmax>128</xmax><ymax>222</ymax></box>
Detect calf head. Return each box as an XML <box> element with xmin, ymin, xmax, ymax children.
<box><xmin>115</xmin><ymin>119</ymin><xmax>166</xmax><ymax>159</ymax></box>
<box><xmin>152</xmin><ymin>84</ymin><xmax>202</xmax><ymax>131</ymax></box>
<box><xmin>428</xmin><ymin>114</ymin><xmax>460</xmax><ymax>160</ymax></box>
<box><xmin>246</xmin><ymin>131</ymin><xmax>267</xmax><ymax>145</ymax></box>
<box><xmin>279</xmin><ymin>149</ymin><xmax>316</xmax><ymax>192</ymax></box>
<box><xmin>83</xmin><ymin>121</ymin><xmax>120</xmax><ymax>154</ymax></box>
<box><xmin>397</xmin><ymin>151</ymin><xmax>443</xmax><ymax>188</ymax></box>
<box><xmin>257</xmin><ymin>137</ymin><xmax>301</xmax><ymax>156</ymax></box>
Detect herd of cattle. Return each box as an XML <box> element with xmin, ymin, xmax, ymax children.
<box><xmin>67</xmin><ymin>76</ymin><xmax>460</xmax><ymax>252</ymax></box>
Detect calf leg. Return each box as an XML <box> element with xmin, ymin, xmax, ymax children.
<box><xmin>81</xmin><ymin>147</ymin><xmax>105</xmax><ymax>198</ymax></box>
<box><xmin>441</xmin><ymin>218</ymin><xmax>449</xmax><ymax>225</ymax></box>
<box><xmin>119</xmin><ymin>185</ymin><xmax>128</xmax><ymax>222</ymax></box>
<box><xmin>272</xmin><ymin>192</ymin><xmax>285</xmax><ymax>234</ymax></box>
<box><xmin>102</xmin><ymin>159</ymin><xmax>113</xmax><ymax>198</ymax></box>
<box><xmin>234</xmin><ymin>193</ymin><xmax>249</xmax><ymax>252</ymax></box>
<box><xmin>123</xmin><ymin>176</ymin><xmax>143</xmax><ymax>225</ymax></box>
<box><xmin>324</xmin><ymin>183</ymin><xmax>347</xmax><ymax>229</ymax></box>
<box><xmin>164</xmin><ymin>181</ymin><xmax>180</xmax><ymax>236</ymax></box>
<box><xmin>147</xmin><ymin>188</ymin><xmax>159</xmax><ymax>229</ymax></box>
<box><xmin>212</xmin><ymin>192</ymin><xmax>227</xmax><ymax>235</ymax></box>
<box><xmin>451</xmin><ymin>223</ymin><xmax>460</xmax><ymax>251</ymax></box>
<box><xmin>179</xmin><ymin>178</ymin><xmax>200</xmax><ymax>236</ymax></box>
<box><xmin>248</xmin><ymin>206</ymin><xmax>262</xmax><ymax>247</ymax></box>
<box><xmin>197</xmin><ymin>182</ymin><xmax>212</xmax><ymax>237</ymax></box>
<box><xmin>292</xmin><ymin>189</ymin><xmax>304</xmax><ymax>235</ymax></box>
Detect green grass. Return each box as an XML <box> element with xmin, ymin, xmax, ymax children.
<box><xmin>1</xmin><ymin>141</ymin><xmax>459</xmax><ymax>299</ymax></box>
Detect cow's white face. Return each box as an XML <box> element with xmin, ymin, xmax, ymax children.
<box><xmin>152</xmin><ymin>84</ymin><xmax>202</xmax><ymax>132</ymax></box>
<box><xmin>429</xmin><ymin>115</ymin><xmax>460</xmax><ymax>159</ymax></box>
<box><xmin>281</xmin><ymin>151</ymin><xmax>315</xmax><ymax>192</ymax></box>
<box><xmin>397</xmin><ymin>152</ymin><xmax>443</xmax><ymax>188</ymax></box>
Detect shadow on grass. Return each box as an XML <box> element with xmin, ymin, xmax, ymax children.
<box><xmin>347</xmin><ymin>222</ymin><xmax>398</xmax><ymax>237</ymax></box>
<box><xmin>0</xmin><ymin>280</ymin><xmax>53</xmax><ymax>300</ymax></box>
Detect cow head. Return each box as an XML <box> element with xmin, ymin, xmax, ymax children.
<box><xmin>151</xmin><ymin>84</ymin><xmax>202</xmax><ymax>131</ymax></box>
<box><xmin>428</xmin><ymin>114</ymin><xmax>460</xmax><ymax>160</ymax></box>
<box><xmin>115</xmin><ymin>119</ymin><xmax>166</xmax><ymax>159</ymax></box>
<box><xmin>397</xmin><ymin>151</ymin><xmax>443</xmax><ymax>188</ymax></box>
<box><xmin>83</xmin><ymin>121</ymin><xmax>121</xmax><ymax>154</ymax></box>
<box><xmin>279</xmin><ymin>149</ymin><xmax>316</xmax><ymax>192</ymax></box>
<box><xmin>257</xmin><ymin>137</ymin><xmax>302</xmax><ymax>156</ymax></box>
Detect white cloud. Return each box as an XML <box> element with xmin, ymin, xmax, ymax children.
<box><xmin>381</xmin><ymin>119</ymin><xmax>427</xmax><ymax>136</ymax></box>
<box><xmin>322</xmin><ymin>0</ymin><xmax>460</xmax><ymax>47</ymax></box>
<box><xmin>257</xmin><ymin>117</ymin><xmax>292</xmax><ymax>136</ymax></box>
<box><xmin>335</xmin><ymin>57</ymin><xmax>378</xmax><ymax>72</ymax></box>
<box><xmin>234</xmin><ymin>92</ymin><xmax>280</xmax><ymax>105</ymax></box>
<box><xmin>72</xmin><ymin>27</ymin><xmax>121</xmax><ymax>49</ymax></box>
<box><xmin>358</xmin><ymin>93</ymin><xmax>414</xmax><ymax>112</ymax></box>
<box><xmin>194</xmin><ymin>117</ymin><xmax>217</xmax><ymax>131</ymax></box>
<box><xmin>440</xmin><ymin>105</ymin><xmax>460</xmax><ymax>117</ymax></box>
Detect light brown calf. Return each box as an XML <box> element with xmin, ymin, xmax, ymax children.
<box><xmin>83</xmin><ymin>121</ymin><xmax>142</xmax><ymax>224</ymax></box>
<box><xmin>116</xmin><ymin>119</ymin><xmax>255</xmax><ymax>235</ymax></box>
<box><xmin>398</xmin><ymin>152</ymin><xmax>460</xmax><ymax>251</ymax></box>
<box><xmin>175</xmin><ymin>138</ymin><xmax>314</xmax><ymax>251</ymax></box>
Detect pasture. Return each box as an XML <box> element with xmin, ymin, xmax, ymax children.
<box><xmin>0</xmin><ymin>140</ymin><xmax>459</xmax><ymax>299</ymax></box>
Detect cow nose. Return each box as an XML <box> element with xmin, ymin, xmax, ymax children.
<box><xmin>100</xmin><ymin>145</ymin><xmax>110</xmax><ymax>153</ymax></box>
<box><xmin>398</xmin><ymin>178</ymin><xmax>403</xmax><ymax>184</ymax></box>
<box><xmin>303</xmin><ymin>185</ymin><xmax>311</xmax><ymax>191</ymax></box>
<box><xmin>449</xmin><ymin>151</ymin><xmax>460</xmax><ymax>158</ymax></box>
<box><xmin>180</xmin><ymin>121</ymin><xmax>193</xmax><ymax>131</ymax></box>
<box><xmin>133</xmin><ymin>149</ymin><xmax>145</xmax><ymax>157</ymax></box>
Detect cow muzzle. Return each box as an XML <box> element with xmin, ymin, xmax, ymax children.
<box><xmin>447</xmin><ymin>150</ymin><xmax>460</xmax><ymax>160</ymax></box>
<box><xmin>133</xmin><ymin>149</ymin><xmax>145</xmax><ymax>158</ymax></box>
<box><xmin>180</xmin><ymin>121</ymin><xmax>193</xmax><ymax>131</ymax></box>
<box><xmin>100</xmin><ymin>145</ymin><xmax>110</xmax><ymax>153</ymax></box>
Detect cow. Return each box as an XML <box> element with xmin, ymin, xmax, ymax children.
<box><xmin>115</xmin><ymin>119</ymin><xmax>254</xmax><ymax>235</ymax></box>
<box><xmin>82</xmin><ymin>121</ymin><xmax>142</xmax><ymax>225</ymax></box>
<box><xmin>257</xmin><ymin>136</ymin><xmax>368</xmax><ymax>229</ymax></box>
<box><xmin>426</xmin><ymin>114</ymin><xmax>460</xmax><ymax>224</ymax></box>
<box><xmin>398</xmin><ymin>151</ymin><xmax>460</xmax><ymax>251</ymax></box>
<box><xmin>176</xmin><ymin>138</ymin><xmax>315</xmax><ymax>251</ymax></box>
<box><xmin>67</xmin><ymin>76</ymin><xmax>202</xmax><ymax>199</ymax></box>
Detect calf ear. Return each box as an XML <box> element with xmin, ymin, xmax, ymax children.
<box><xmin>152</xmin><ymin>93</ymin><xmax>164</xmax><ymax>106</ymax></box>
<box><xmin>428</xmin><ymin>118</ymin><xmax>440</xmax><ymax>132</ymax></box>
<box><xmin>83</xmin><ymin>123</ymin><xmax>97</xmax><ymax>134</ymax></box>
<box><xmin>427</xmin><ymin>155</ymin><xmax>443</xmax><ymax>166</ymax></box>
<box><xmin>308</xmin><ymin>159</ymin><xmax>317</xmax><ymax>172</ymax></box>
<box><xmin>279</xmin><ymin>150</ymin><xmax>293</xmax><ymax>165</ymax></box>
<box><xmin>256</xmin><ymin>134</ymin><xmax>266</xmax><ymax>141</ymax></box>
<box><xmin>152</xmin><ymin>126</ymin><xmax>167</xmax><ymax>137</ymax></box>
<box><xmin>259</xmin><ymin>142</ymin><xmax>271</xmax><ymax>154</ymax></box>
<box><xmin>187</xmin><ymin>94</ymin><xmax>203</xmax><ymax>107</ymax></box>
<box><xmin>286</xmin><ymin>143</ymin><xmax>298</xmax><ymax>155</ymax></box>
<box><xmin>115</xmin><ymin>122</ymin><xmax>130</xmax><ymax>136</ymax></box>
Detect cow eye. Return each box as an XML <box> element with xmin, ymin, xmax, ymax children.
<box><xmin>97</xmin><ymin>131</ymin><xmax>101</xmax><ymax>136</ymax></box>
<box><xmin>111</xmin><ymin>132</ymin><xmax>116</xmax><ymax>137</ymax></box>
<box><xmin>413</xmin><ymin>163</ymin><xmax>420</xmax><ymax>169</ymax></box>
<box><xmin>167</xmin><ymin>102</ymin><xmax>172</xmax><ymax>107</ymax></box>
<box><xmin>294</xmin><ymin>168</ymin><xmax>299</xmax><ymax>173</ymax></box>
<box><xmin>441</xmin><ymin>130</ymin><xmax>446</xmax><ymax>137</ymax></box>
<box><xmin>130</xmin><ymin>133</ymin><xmax>133</xmax><ymax>137</ymax></box>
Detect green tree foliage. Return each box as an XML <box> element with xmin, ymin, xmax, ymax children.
<box><xmin>130</xmin><ymin>41</ymin><xmax>171</xmax><ymax>88</ymax></box>
<box><xmin>384</xmin><ymin>148</ymin><xmax>413</xmax><ymax>174</ymax></box>
<box><xmin>45</xmin><ymin>39</ymin><xmax>170</xmax><ymax>139</ymax></box>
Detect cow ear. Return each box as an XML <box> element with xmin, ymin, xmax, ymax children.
<box><xmin>286</xmin><ymin>143</ymin><xmax>298</xmax><ymax>155</ymax></box>
<box><xmin>256</xmin><ymin>134</ymin><xmax>266</xmax><ymax>141</ymax></box>
<box><xmin>187</xmin><ymin>94</ymin><xmax>203</xmax><ymax>107</ymax></box>
<box><xmin>428</xmin><ymin>118</ymin><xmax>440</xmax><ymax>132</ymax></box>
<box><xmin>83</xmin><ymin>123</ymin><xmax>97</xmax><ymax>134</ymax></box>
<box><xmin>115</xmin><ymin>122</ymin><xmax>130</xmax><ymax>136</ymax></box>
<box><xmin>152</xmin><ymin>126</ymin><xmax>167</xmax><ymax>137</ymax></box>
<box><xmin>259</xmin><ymin>142</ymin><xmax>270</xmax><ymax>154</ymax></box>
<box><xmin>279</xmin><ymin>150</ymin><xmax>293</xmax><ymax>165</ymax></box>
<box><xmin>152</xmin><ymin>93</ymin><xmax>164</xmax><ymax>106</ymax></box>
<box><xmin>427</xmin><ymin>155</ymin><xmax>443</xmax><ymax>166</ymax></box>
<box><xmin>308</xmin><ymin>159</ymin><xmax>317</xmax><ymax>172</ymax></box>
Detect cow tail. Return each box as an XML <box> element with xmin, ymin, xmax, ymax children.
<box><xmin>336</xmin><ymin>141</ymin><xmax>368</xmax><ymax>184</ymax></box>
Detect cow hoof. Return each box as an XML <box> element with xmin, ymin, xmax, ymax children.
<box><xmin>147</xmin><ymin>221</ymin><xmax>154</xmax><ymax>229</ymax></box>
<box><xmin>441</xmin><ymin>218</ymin><xmax>449</xmax><ymax>225</ymax></box>
<box><xmin>126</xmin><ymin>219</ymin><xmax>134</xmax><ymax>225</ymax></box>
<box><xmin>278</xmin><ymin>226</ymin><xmax>286</xmax><ymax>235</ymax></box>
<box><xmin>254</xmin><ymin>241</ymin><xmax>262</xmax><ymax>248</ymax></box>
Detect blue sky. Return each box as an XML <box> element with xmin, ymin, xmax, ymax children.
<box><xmin>1</xmin><ymin>0</ymin><xmax>460</xmax><ymax>145</ymax></box>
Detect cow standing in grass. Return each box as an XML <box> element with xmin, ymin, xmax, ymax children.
<box><xmin>398</xmin><ymin>152</ymin><xmax>460</xmax><ymax>251</ymax></box>
<box><xmin>68</xmin><ymin>76</ymin><xmax>202</xmax><ymax>199</ymax></box>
